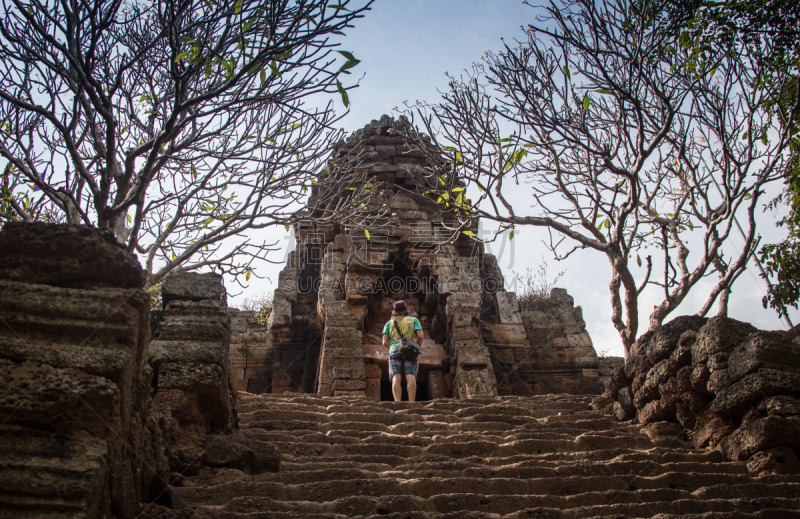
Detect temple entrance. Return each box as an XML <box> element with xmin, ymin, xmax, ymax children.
<box><xmin>360</xmin><ymin>244</ymin><xmax>449</xmax><ymax>401</ymax></box>
<box><xmin>380</xmin><ymin>380</ymin><xmax>430</xmax><ymax>402</ymax></box>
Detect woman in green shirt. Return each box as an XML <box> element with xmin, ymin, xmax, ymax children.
<box><xmin>382</xmin><ymin>300</ymin><xmax>424</xmax><ymax>402</ymax></box>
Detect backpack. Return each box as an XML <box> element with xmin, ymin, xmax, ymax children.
<box><xmin>391</xmin><ymin>318</ymin><xmax>421</xmax><ymax>361</ymax></box>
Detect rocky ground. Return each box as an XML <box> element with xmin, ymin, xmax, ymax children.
<box><xmin>141</xmin><ymin>392</ymin><xmax>800</xmax><ymax>518</ymax></box>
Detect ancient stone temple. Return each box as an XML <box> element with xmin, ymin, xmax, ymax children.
<box><xmin>230</xmin><ymin>116</ymin><xmax>602</xmax><ymax>400</ymax></box>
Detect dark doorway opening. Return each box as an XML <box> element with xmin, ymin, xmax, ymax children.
<box><xmin>380</xmin><ymin>380</ymin><xmax>429</xmax><ymax>402</ymax></box>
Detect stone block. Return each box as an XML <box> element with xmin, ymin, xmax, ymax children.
<box><xmin>203</xmin><ymin>434</ymin><xmax>280</xmax><ymax>474</ymax></box>
<box><xmin>575</xmin><ymin>356</ymin><xmax>600</xmax><ymax>369</ymax></box>
<box><xmin>566</xmin><ymin>332</ymin><xmax>594</xmax><ymax>349</ymax></box>
<box><xmin>365</xmin><ymin>364</ymin><xmax>383</xmax><ymax>378</ymax></box>
<box><xmin>0</xmin><ymin>222</ymin><xmax>145</xmax><ymax>289</ymax></box>
<box><xmin>149</xmin><ymin>340</ymin><xmax>228</xmax><ymax>369</ymax></box>
<box><xmin>495</xmin><ymin>292</ymin><xmax>523</xmax><ymax>324</ymax></box>
<box><xmin>428</xmin><ymin>369</ymin><xmax>447</xmax><ymax>399</ymax></box>
<box><xmin>366</xmin><ymin>378</ymin><xmax>381</xmax><ymax>401</ymax></box>
<box><xmin>333</xmin><ymin>379</ymin><xmax>367</xmax><ymax>391</ymax></box>
<box><xmin>268</xmin><ymin>297</ymin><xmax>292</xmax><ymax>328</ymax></box>
<box><xmin>333</xmin><ymin>366</ymin><xmax>366</xmax><ymax>380</ymax></box>
<box><xmin>492</xmin><ymin>347</ymin><xmax>515</xmax><ymax>365</ymax></box>
<box><xmin>324</xmin><ymin>336</ymin><xmax>363</xmax><ymax>349</ymax></box>
<box><xmin>456</xmin><ymin>345</ymin><xmax>491</xmax><ymax>367</ymax></box>
<box><xmin>162</xmin><ymin>271</ymin><xmax>226</xmax><ymax>306</ymax></box>
<box><xmin>0</xmin><ymin>358</ymin><xmax>120</xmax><ymax>438</ymax></box>
<box><xmin>321</xmin><ymin>348</ymin><xmax>363</xmax><ymax>361</ymax></box>
<box><xmin>0</xmin><ymin>425</ymin><xmax>109</xmax><ymax>518</ymax></box>
<box><xmin>482</xmin><ymin>323</ymin><xmax>529</xmax><ymax>342</ymax></box>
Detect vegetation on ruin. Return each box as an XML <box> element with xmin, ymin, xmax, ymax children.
<box><xmin>400</xmin><ymin>0</ymin><xmax>799</xmax><ymax>354</ymax></box>
<box><xmin>237</xmin><ymin>292</ymin><xmax>273</xmax><ymax>325</ymax></box>
<box><xmin>514</xmin><ymin>260</ymin><xmax>565</xmax><ymax>313</ymax></box>
<box><xmin>0</xmin><ymin>0</ymin><xmax>373</xmax><ymax>287</ymax></box>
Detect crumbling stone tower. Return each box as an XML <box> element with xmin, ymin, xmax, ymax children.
<box><xmin>236</xmin><ymin>115</ymin><xmax>601</xmax><ymax>400</ymax></box>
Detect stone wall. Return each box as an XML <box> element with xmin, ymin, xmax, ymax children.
<box><xmin>0</xmin><ymin>223</ymin><xmax>239</xmax><ymax>517</ymax></box>
<box><xmin>0</xmin><ymin>223</ymin><xmax>165</xmax><ymax>518</ymax></box>
<box><xmin>482</xmin><ymin>287</ymin><xmax>602</xmax><ymax>396</ymax></box>
<box><xmin>150</xmin><ymin>271</ymin><xmax>238</xmax><ymax>475</ymax></box>
<box><xmin>228</xmin><ymin>309</ymin><xmax>273</xmax><ymax>394</ymax></box>
<box><xmin>596</xmin><ymin>315</ymin><xmax>800</xmax><ymax>471</ymax></box>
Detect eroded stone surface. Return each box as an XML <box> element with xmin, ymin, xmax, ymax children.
<box><xmin>0</xmin><ymin>223</ymin><xmax>163</xmax><ymax>518</ymax></box>
<box><xmin>601</xmin><ymin>314</ymin><xmax>800</xmax><ymax>469</ymax></box>
<box><xmin>235</xmin><ymin>115</ymin><xmax>600</xmax><ymax>401</ymax></box>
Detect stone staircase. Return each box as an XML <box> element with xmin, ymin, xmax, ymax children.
<box><xmin>166</xmin><ymin>393</ymin><xmax>800</xmax><ymax>518</ymax></box>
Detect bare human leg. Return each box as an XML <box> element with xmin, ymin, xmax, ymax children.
<box><xmin>406</xmin><ymin>374</ymin><xmax>416</xmax><ymax>403</ymax></box>
<box><xmin>392</xmin><ymin>374</ymin><xmax>402</xmax><ymax>401</ymax></box>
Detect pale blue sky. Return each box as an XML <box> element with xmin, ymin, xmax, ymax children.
<box><xmin>231</xmin><ymin>0</ymin><xmax>798</xmax><ymax>357</ymax></box>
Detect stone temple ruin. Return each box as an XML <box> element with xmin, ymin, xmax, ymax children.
<box><xmin>228</xmin><ymin>115</ymin><xmax>602</xmax><ymax>401</ymax></box>
<box><xmin>2</xmin><ymin>119</ymin><xmax>800</xmax><ymax>518</ymax></box>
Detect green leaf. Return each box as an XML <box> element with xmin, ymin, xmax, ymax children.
<box><xmin>234</xmin><ymin>0</ymin><xmax>242</xmax><ymax>14</ymax></box>
<box><xmin>269</xmin><ymin>60</ymin><xmax>280</xmax><ymax>76</ymax></box>
<box><xmin>595</xmin><ymin>88</ymin><xmax>613</xmax><ymax>94</ymax></box>
<box><xmin>744</xmin><ymin>193</ymin><xmax>752</xmax><ymax>199</ymax></box>
<box><xmin>242</xmin><ymin>19</ymin><xmax>256</xmax><ymax>32</ymax></box>
<box><xmin>204</xmin><ymin>217</ymin><xmax>214</xmax><ymax>224</ymax></box>
<box><xmin>509</xmin><ymin>230</ymin><xmax>515</xmax><ymax>241</ymax></box>
<box><xmin>582</xmin><ymin>94</ymin><xmax>590</xmax><ymax>110</ymax></box>
<box><xmin>339</xmin><ymin>59</ymin><xmax>360</xmax><ymax>73</ymax></box>
<box><xmin>275</xmin><ymin>49</ymin><xmax>293</xmax><ymax>60</ymax></box>
<box><xmin>121</xmin><ymin>124</ymin><xmax>131</xmax><ymax>134</ymax></box>
<box><xmin>462</xmin><ymin>230</ymin><xmax>477</xmax><ymax>237</ymax></box>
<box><xmin>604</xmin><ymin>218</ymin><xmax>610</xmax><ymax>229</ymax></box>
<box><xmin>439</xmin><ymin>176</ymin><xmax>446</xmax><ymax>186</ymax></box>
<box><xmin>191</xmin><ymin>164</ymin><xmax>197</xmax><ymax>180</ymax></box>
<box><xmin>329</xmin><ymin>4</ymin><xmax>348</xmax><ymax>10</ymax></box>
<box><xmin>260</xmin><ymin>67</ymin><xmax>267</xmax><ymax>83</ymax></box>
<box><xmin>174</xmin><ymin>50</ymin><xmax>192</xmax><ymax>62</ymax></box>
<box><xmin>126</xmin><ymin>214</ymin><xmax>132</xmax><ymax>223</ymax></box>
<box><xmin>637</xmin><ymin>254</ymin><xmax>642</xmax><ymax>267</ymax></box>
<box><xmin>338</xmin><ymin>50</ymin><xmax>357</xmax><ymax>62</ymax></box>
<box><xmin>246</xmin><ymin>269</ymin><xmax>252</xmax><ymax>281</ymax></box>
<box><xmin>364</xmin><ymin>229</ymin><xmax>371</xmax><ymax>240</ymax></box>
<box><xmin>562</xmin><ymin>65</ymin><xmax>570</xmax><ymax>80</ymax></box>
<box><xmin>205</xmin><ymin>56</ymin><xmax>212</xmax><ymax>78</ymax></box>
<box><xmin>284</xmin><ymin>224</ymin><xmax>290</xmax><ymax>232</ymax></box>
<box><xmin>336</xmin><ymin>80</ymin><xmax>349</xmax><ymax>107</ymax></box>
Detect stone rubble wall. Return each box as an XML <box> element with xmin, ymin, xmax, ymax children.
<box><xmin>149</xmin><ymin>271</ymin><xmax>238</xmax><ymax>476</ymax></box>
<box><xmin>482</xmin><ymin>286</ymin><xmax>602</xmax><ymax>396</ymax></box>
<box><xmin>523</xmin><ymin>288</ymin><xmax>602</xmax><ymax>395</ymax></box>
<box><xmin>228</xmin><ymin>309</ymin><xmax>273</xmax><ymax>394</ymax></box>
<box><xmin>596</xmin><ymin>315</ymin><xmax>800</xmax><ymax>469</ymax></box>
<box><xmin>0</xmin><ymin>223</ymin><xmax>165</xmax><ymax>518</ymax></box>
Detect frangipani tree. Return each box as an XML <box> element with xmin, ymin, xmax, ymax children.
<box><xmin>402</xmin><ymin>0</ymin><xmax>798</xmax><ymax>354</ymax></box>
<box><xmin>0</xmin><ymin>0</ymin><xmax>373</xmax><ymax>286</ymax></box>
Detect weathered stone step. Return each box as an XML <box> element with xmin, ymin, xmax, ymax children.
<box><xmin>399</xmin><ymin>472</ymin><xmax>762</xmax><ymax>499</ymax></box>
<box><xmin>502</xmin><ymin>497</ymin><xmax>800</xmax><ymax>518</ymax></box>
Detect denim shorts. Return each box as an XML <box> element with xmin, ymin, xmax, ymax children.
<box><xmin>388</xmin><ymin>356</ymin><xmax>419</xmax><ymax>379</ymax></box>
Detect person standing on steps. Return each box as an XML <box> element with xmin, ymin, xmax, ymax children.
<box><xmin>382</xmin><ymin>300</ymin><xmax>423</xmax><ymax>402</ymax></box>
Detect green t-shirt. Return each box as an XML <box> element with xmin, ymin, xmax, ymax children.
<box><xmin>382</xmin><ymin>316</ymin><xmax>422</xmax><ymax>351</ymax></box>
